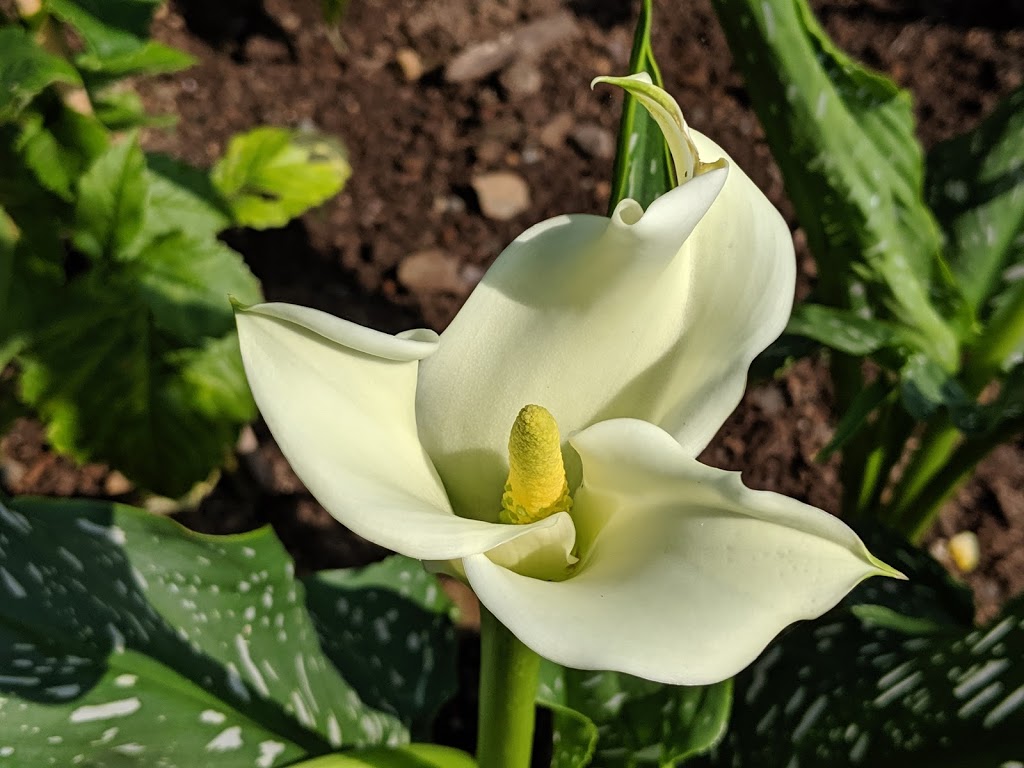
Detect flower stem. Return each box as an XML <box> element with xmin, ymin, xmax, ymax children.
<box><xmin>477</xmin><ymin>607</ymin><xmax>540</xmax><ymax>768</ymax></box>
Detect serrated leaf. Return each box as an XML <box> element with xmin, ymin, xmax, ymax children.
<box><xmin>928</xmin><ymin>85</ymin><xmax>1024</xmax><ymax>319</ymax></box>
<box><xmin>16</xmin><ymin>104</ymin><xmax>109</xmax><ymax>200</ymax></box>
<box><xmin>17</xmin><ymin>272</ymin><xmax>252</xmax><ymax>495</ymax></box>
<box><xmin>92</xmin><ymin>86</ymin><xmax>167</xmax><ymax>130</ymax></box>
<box><xmin>538</xmin><ymin>663</ymin><xmax>730</xmax><ymax>768</ymax></box>
<box><xmin>171</xmin><ymin>333</ymin><xmax>256</xmax><ymax>424</ymax></box>
<box><xmin>132</xmin><ymin>231</ymin><xmax>261</xmax><ymax>343</ymax></box>
<box><xmin>606</xmin><ymin>0</ymin><xmax>674</xmax><ymax>213</ymax></box>
<box><xmin>142</xmin><ymin>152</ymin><xmax>233</xmax><ymax>241</ymax></box>
<box><xmin>304</xmin><ymin>557</ymin><xmax>457</xmax><ymax>732</ymax></box>
<box><xmin>710</xmin><ymin>0</ymin><xmax>959</xmax><ymax>370</ymax></box>
<box><xmin>73</xmin><ymin>133</ymin><xmax>148</xmax><ymax>260</ymax></box>
<box><xmin>0</xmin><ymin>26</ymin><xmax>81</xmax><ymax>122</ymax></box>
<box><xmin>47</xmin><ymin>0</ymin><xmax>194</xmax><ymax>76</ymax></box>
<box><xmin>0</xmin><ymin>495</ymin><xmax>406</xmax><ymax>767</ymax></box>
<box><xmin>212</xmin><ymin>126</ymin><xmax>351</xmax><ymax>229</ymax></box>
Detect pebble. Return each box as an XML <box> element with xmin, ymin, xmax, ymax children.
<box><xmin>570</xmin><ymin>122</ymin><xmax>615</xmax><ymax>159</ymax></box>
<box><xmin>539</xmin><ymin>112</ymin><xmax>574</xmax><ymax>149</ymax></box>
<box><xmin>104</xmin><ymin>470</ymin><xmax>134</xmax><ymax>497</ymax></box>
<box><xmin>948</xmin><ymin>530</ymin><xmax>981</xmax><ymax>574</ymax></box>
<box><xmin>500</xmin><ymin>59</ymin><xmax>542</xmax><ymax>96</ymax></box>
<box><xmin>471</xmin><ymin>171</ymin><xmax>531</xmax><ymax>221</ymax></box>
<box><xmin>395</xmin><ymin>47</ymin><xmax>424</xmax><ymax>82</ymax></box>
<box><xmin>444</xmin><ymin>12</ymin><xmax>580</xmax><ymax>83</ymax></box>
<box><xmin>398</xmin><ymin>249</ymin><xmax>464</xmax><ymax>294</ymax></box>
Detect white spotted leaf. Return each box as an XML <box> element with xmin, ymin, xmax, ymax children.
<box><xmin>537</xmin><ymin>661</ymin><xmax>731</xmax><ymax>768</ymax></box>
<box><xmin>0</xmin><ymin>495</ymin><xmax>408</xmax><ymax>766</ymax></box>
<box><xmin>710</xmin><ymin>0</ymin><xmax>962</xmax><ymax>370</ymax></box>
<box><xmin>704</xmin><ymin>529</ymin><xmax>1024</xmax><ymax>767</ymax></box>
<box><xmin>304</xmin><ymin>558</ymin><xmax>458</xmax><ymax>732</ymax></box>
<box><xmin>605</xmin><ymin>0</ymin><xmax>674</xmax><ymax>212</ymax></box>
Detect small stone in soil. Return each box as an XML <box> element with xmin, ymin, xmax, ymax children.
<box><xmin>500</xmin><ymin>59</ymin><xmax>542</xmax><ymax>96</ymax></box>
<box><xmin>539</xmin><ymin>111</ymin><xmax>574</xmax><ymax>149</ymax></box>
<box><xmin>398</xmin><ymin>249</ymin><xmax>465</xmax><ymax>294</ymax></box>
<box><xmin>471</xmin><ymin>171</ymin><xmax>531</xmax><ymax>221</ymax></box>
<box><xmin>395</xmin><ymin>47</ymin><xmax>424</xmax><ymax>81</ymax></box>
<box><xmin>570</xmin><ymin>122</ymin><xmax>615</xmax><ymax>160</ymax></box>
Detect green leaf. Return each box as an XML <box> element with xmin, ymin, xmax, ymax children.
<box><xmin>46</xmin><ymin>0</ymin><xmax>195</xmax><ymax>75</ymax></box>
<box><xmin>292</xmin><ymin>744</ymin><xmax>478</xmax><ymax>768</ymax></box>
<box><xmin>928</xmin><ymin>85</ymin><xmax>1024</xmax><ymax>319</ymax></box>
<box><xmin>171</xmin><ymin>333</ymin><xmax>256</xmax><ymax>424</ymax></box>
<box><xmin>606</xmin><ymin>0</ymin><xmax>674</xmax><ymax>213</ymax></box>
<box><xmin>817</xmin><ymin>378</ymin><xmax>892</xmax><ymax>460</ymax></box>
<box><xmin>212</xmin><ymin>126</ymin><xmax>351</xmax><ymax>230</ymax></box>
<box><xmin>538</xmin><ymin>663</ymin><xmax>730</xmax><ymax>768</ymax></box>
<box><xmin>710</xmin><ymin>0</ymin><xmax>960</xmax><ymax>370</ymax></box>
<box><xmin>73</xmin><ymin>133</ymin><xmax>148</xmax><ymax>260</ymax></box>
<box><xmin>16</xmin><ymin>104</ymin><xmax>109</xmax><ymax>200</ymax></box>
<box><xmin>0</xmin><ymin>26</ymin><xmax>81</xmax><ymax>123</ymax></box>
<box><xmin>0</xmin><ymin>495</ymin><xmax>406</xmax><ymax>766</ymax></box>
<box><xmin>92</xmin><ymin>85</ymin><xmax>170</xmax><ymax>130</ymax></box>
<box><xmin>787</xmin><ymin>303</ymin><xmax>901</xmax><ymax>356</ymax></box>
<box><xmin>142</xmin><ymin>152</ymin><xmax>233</xmax><ymax>241</ymax></box>
<box><xmin>17</xmin><ymin>272</ymin><xmax>253</xmax><ymax>495</ymax></box>
<box><xmin>713</xmin><ymin>595</ymin><xmax>1024</xmax><ymax>767</ymax></box>
<box><xmin>133</xmin><ymin>231</ymin><xmax>261</xmax><ymax>343</ymax></box>
<box><xmin>899</xmin><ymin>353</ymin><xmax>971</xmax><ymax>422</ymax></box>
<box><xmin>303</xmin><ymin>557</ymin><xmax>458</xmax><ymax>732</ymax></box>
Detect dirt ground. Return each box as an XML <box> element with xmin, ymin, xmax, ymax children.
<box><xmin>2</xmin><ymin>0</ymin><xmax>1023</xmax><ymax>627</ymax></box>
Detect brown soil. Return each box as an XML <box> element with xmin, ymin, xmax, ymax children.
<box><xmin>3</xmin><ymin>0</ymin><xmax>1024</xmax><ymax>632</ymax></box>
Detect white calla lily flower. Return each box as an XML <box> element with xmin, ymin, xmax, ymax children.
<box><xmin>235</xmin><ymin>75</ymin><xmax>901</xmax><ymax>686</ymax></box>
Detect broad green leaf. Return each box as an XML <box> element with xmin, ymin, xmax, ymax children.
<box><xmin>0</xmin><ymin>495</ymin><xmax>405</xmax><ymax>767</ymax></box>
<box><xmin>0</xmin><ymin>26</ymin><xmax>81</xmax><ymax>122</ymax></box>
<box><xmin>710</xmin><ymin>0</ymin><xmax>959</xmax><ymax>370</ymax></box>
<box><xmin>304</xmin><ymin>557</ymin><xmax>458</xmax><ymax>733</ymax></box>
<box><xmin>212</xmin><ymin>126</ymin><xmax>351</xmax><ymax>229</ymax></box>
<box><xmin>538</xmin><ymin>663</ymin><xmax>730</xmax><ymax>768</ymax></box>
<box><xmin>787</xmin><ymin>303</ymin><xmax>901</xmax><ymax>356</ymax></box>
<box><xmin>710</xmin><ymin>599</ymin><xmax>1024</xmax><ymax>767</ymax></box>
<box><xmin>16</xmin><ymin>104</ymin><xmax>109</xmax><ymax>200</ymax></box>
<box><xmin>46</xmin><ymin>0</ymin><xmax>194</xmax><ymax>75</ymax></box>
<box><xmin>142</xmin><ymin>152</ymin><xmax>233</xmax><ymax>241</ymax></box>
<box><xmin>899</xmin><ymin>353</ymin><xmax>971</xmax><ymax>422</ymax></box>
<box><xmin>928</xmin><ymin>85</ymin><xmax>1024</xmax><ymax>319</ymax></box>
<box><xmin>73</xmin><ymin>133</ymin><xmax>148</xmax><ymax>260</ymax></box>
<box><xmin>17</xmin><ymin>272</ymin><xmax>252</xmax><ymax>495</ymax></box>
<box><xmin>171</xmin><ymin>333</ymin><xmax>256</xmax><ymax>424</ymax></box>
<box><xmin>133</xmin><ymin>231</ymin><xmax>261</xmax><ymax>344</ymax></box>
<box><xmin>293</xmin><ymin>744</ymin><xmax>477</xmax><ymax>768</ymax></box>
<box><xmin>699</xmin><ymin>523</ymin><xmax>1024</xmax><ymax>767</ymax></box>
<box><xmin>606</xmin><ymin>0</ymin><xmax>674</xmax><ymax>213</ymax></box>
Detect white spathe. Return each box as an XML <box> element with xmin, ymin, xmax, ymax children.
<box><xmin>235</xmin><ymin>77</ymin><xmax>900</xmax><ymax>685</ymax></box>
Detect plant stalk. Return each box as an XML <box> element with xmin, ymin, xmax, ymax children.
<box><xmin>966</xmin><ymin>279</ymin><xmax>1024</xmax><ymax>392</ymax></box>
<box><xmin>477</xmin><ymin>607</ymin><xmax>540</xmax><ymax>768</ymax></box>
<box><xmin>882</xmin><ymin>415</ymin><xmax>960</xmax><ymax>529</ymax></box>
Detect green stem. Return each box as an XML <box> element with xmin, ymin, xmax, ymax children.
<box><xmin>896</xmin><ymin>416</ymin><xmax>1024</xmax><ymax>543</ymax></box>
<box><xmin>883</xmin><ymin>415</ymin><xmax>961</xmax><ymax>530</ymax></box>
<box><xmin>966</xmin><ymin>279</ymin><xmax>1024</xmax><ymax>392</ymax></box>
<box><xmin>477</xmin><ymin>607</ymin><xmax>540</xmax><ymax>768</ymax></box>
